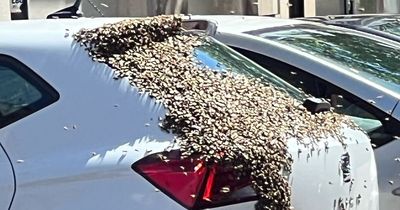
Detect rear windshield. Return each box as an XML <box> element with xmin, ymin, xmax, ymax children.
<box><xmin>247</xmin><ymin>24</ymin><xmax>400</xmax><ymax>94</ymax></box>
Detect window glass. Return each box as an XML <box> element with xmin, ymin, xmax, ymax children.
<box><xmin>247</xmin><ymin>24</ymin><xmax>400</xmax><ymax>94</ymax></box>
<box><xmin>0</xmin><ymin>55</ymin><xmax>59</xmax><ymax>129</ymax></box>
<box><xmin>232</xmin><ymin>47</ymin><xmax>400</xmax><ymax>146</ymax></box>
<box><xmin>193</xmin><ymin>38</ymin><xmax>307</xmax><ymax>102</ymax></box>
<box><xmin>0</xmin><ymin>67</ymin><xmax>42</xmax><ymax>116</ymax></box>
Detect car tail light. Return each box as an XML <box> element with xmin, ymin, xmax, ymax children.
<box><xmin>132</xmin><ymin>150</ymin><xmax>257</xmax><ymax>209</ymax></box>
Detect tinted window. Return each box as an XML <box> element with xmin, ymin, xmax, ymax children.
<box><xmin>193</xmin><ymin>38</ymin><xmax>307</xmax><ymax>101</ymax></box>
<box><xmin>233</xmin><ymin>47</ymin><xmax>400</xmax><ymax>147</ymax></box>
<box><xmin>0</xmin><ymin>55</ymin><xmax>59</xmax><ymax>129</ymax></box>
<box><xmin>247</xmin><ymin>24</ymin><xmax>400</xmax><ymax>93</ymax></box>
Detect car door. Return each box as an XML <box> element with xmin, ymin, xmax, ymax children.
<box><xmin>232</xmin><ymin>47</ymin><xmax>400</xmax><ymax>210</ymax></box>
<box><xmin>0</xmin><ymin>55</ymin><xmax>59</xmax><ymax>210</ymax></box>
<box><xmin>0</xmin><ymin>141</ymin><xmax>14</xmax><ymax>210</ymax></box>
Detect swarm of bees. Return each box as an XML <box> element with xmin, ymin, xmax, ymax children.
<box><xmin>74</xmin><ymin>15</ymin><xmax>356</xmax><ymax>210</ymax></box>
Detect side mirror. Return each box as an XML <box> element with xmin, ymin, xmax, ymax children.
<box><xmin>303</xmin><ymin>97</ymin><xmax>331</xmax><ymax>114</ymax></box>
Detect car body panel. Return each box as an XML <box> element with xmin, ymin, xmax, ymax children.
<box><xmin>0</xmin><ymin>142</ymin><xmax>14</xmax><ymax>210</ymax></box>
<box><xmin>215</xmin><ymin>129</ymin><xmax>379</xmax><ymax>210</ymax></box>
<box><xmin>287</xmin><ymin>128</ymin><xmax>378</xmax><ymax>210</ymax></box>
<box><xmin>193</xmin><ymin>15</ymin><xmax>304</xmax><ymax>34</ymax></box>
<box><xmin>0</xmin><ymin>19</ymin><xmax>185</xmax><ymax>210</ymax></box>
<box><xmin>374</xmin><ymin>138</ymin><xmax>400</xmax><ymax>210</ymax></box>
<box><xmin>0</xmin><ymin>18</ymin><xmax>378</xmax><ymax>210</ymax></box>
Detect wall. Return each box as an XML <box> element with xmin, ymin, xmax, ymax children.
<box><xmin>304</xmin><ymin>0</ymin><xmax>316</xmax><ymax>16</ymax></box>
<box><xmin>12</xmin><ymin>0</ymin><xmax>400</xmax><ymax>20</ymax></box>
<box><xmin>0</xmin><ymin>0</ymin><xmax>11</xmax><ymax>21</ymax></box>
<box><xmin>28</xmin><ymin>0</ymin><xmax>74</xmax><ymax>19</ymax></box>
<box><xmin>81</xmin><ymin>0</ymin><xmax>149</xmax><ymax>17</ymax></box>
<box><xmin>315</xmin><ymin>0</ymin><xmax>345</xmax><ymax>16</ymax></box>
<box><xmin>81</xmin><ymin>0</ymin><xmax>260</xmax><ymax>17</ymax></box>
<box><xmin>383</xmin><ymin>0</ymin><xmax>399</xmax><ymax>13</ymax></box>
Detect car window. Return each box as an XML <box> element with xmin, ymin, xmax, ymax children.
<box><xmin>193</xmin><ymin>38</ymin><xmax>307</xmax><ymax>102</ymax></box>
<box><xmin>0</xmin><ymin>68</ymin><xmax>42</xmax><ymax>116</ymax></box>
<box><xmin>246</xmin><ymin>24</ymin><xmax>400</xmax><ymax>94</ymax></box>
<box><xmin>0</xmin><ymin>55</ymin><xmax>59</xmax><ymax>129</ymax></box>
<box><xmin>232</xmin><ymin>47</ymin><xmax>400</xmax><ymax>147</ymax></box>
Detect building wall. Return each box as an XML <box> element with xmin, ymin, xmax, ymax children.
<box><xmin>7</xmin><ymin>0</ymin><xmax>400</xmax><ymax>20</ymax></box>
<box><xmin>315</xmin><ymin>0</ymin><xmax>345</xmax><ymax>16</ymax></box>
<box><xmin>278</xmin><ymin>0</ymin><xmax>290</xmax><ymax>18</ymax></box>
<box><xmin>383</xmin><ymin>0</ymin><xmax>400</xmax><ymax>13</ymax></box>
<box><xmin>0</xmin><ymin>0</ymin><xmax>11</xmax><ymax>21</ymax></box>
<box><xmin>258</xmin><ymin>0</ymin><xmax>279</xmax><ymax>15</ymax></box>
<box><xmin>29</xmin><ymin>0</ymin><xmax>74</xmax><ymax>19</ymax></box>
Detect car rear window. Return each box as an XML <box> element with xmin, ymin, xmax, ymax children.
<box><xmin>246</xmin><ymin>24</ymin><xmax>400</xmax><ymax>94</ymax></box>
<box><xmin>0</xmin><ymin>55</ymin><xmax>59</xmax><ymax>129</ymax></box>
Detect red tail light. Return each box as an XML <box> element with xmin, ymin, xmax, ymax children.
<box><xmin>132</xmin><ymin>150</ymin><xmax>257</xmax><ymax>209</ymax></box>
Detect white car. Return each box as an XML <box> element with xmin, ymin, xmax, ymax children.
<box><xmin>194</xmin><ymin>15</ymin><xmax>400</xmax><ymax>210</ymax></box>
<box><xmin>0</xmin><ymin>18</ymin><xmax>377</xmax><ymax>210</ymax></box>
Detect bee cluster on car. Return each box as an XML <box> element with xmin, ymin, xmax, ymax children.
<box><xmin>74</xmin><ymin>15</ymin><xmax>358</xmax><ymax>210</ymax></box>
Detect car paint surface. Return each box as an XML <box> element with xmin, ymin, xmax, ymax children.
<box><xmin>0</xmin><ymin>18</ymin><xmax>378</xmax><ymax>210</ymax></box>
<box><xmin>374</xmin><ymin>139</ymin><xmax>400</xmax><ymax>210</ymax></box>
<box><xmin>0</xmin><ymin>18</ymin><xmax>185</xmax><ymax>210</ymax></box>
<box><xmin>0</xmin><ymin>143</ymin><xmax>14</xmax><ymax>210</ymax></box>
